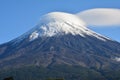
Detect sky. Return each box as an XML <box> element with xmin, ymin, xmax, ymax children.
<box><xmin>0</xmin><ymin>0</ymin><xmax>120</xmax><ymax>44</ymax></box>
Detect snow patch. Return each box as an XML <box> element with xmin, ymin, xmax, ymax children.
<box><xmin>29</xmin><ymin>31</ymin><xmax>39</xmax><ymax>41</ymax></box>
<box><xmin>115</xmin><ymin>57</ymin><xmax>120</xmax><ymax>62</ymax></box>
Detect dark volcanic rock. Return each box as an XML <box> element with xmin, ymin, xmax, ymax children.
<box><xmin>0</xmin><ymin>34</ymin><xmax>120</xmax><ymax>70</ymax></box>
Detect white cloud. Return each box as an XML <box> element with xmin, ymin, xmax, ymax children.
<box><xmin>76</xmin><ymin>8</ymin><xmax>120</xmax><ymax>26</ymax></box>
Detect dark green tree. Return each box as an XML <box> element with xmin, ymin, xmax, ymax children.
<box><xmin>46</xmin><ymin>78</ymin><xmax>65</xmax><ymax>80</ymax></box>
<box><xmin>3</xmin><ymin>77</ymin><xmax>14</xmax><ymax>80</ymax></box>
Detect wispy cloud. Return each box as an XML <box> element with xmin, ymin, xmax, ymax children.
<box><xmin>76</xmin><ymin>8</ymin><xmax>120</xmax><ymax>27</ymax></box>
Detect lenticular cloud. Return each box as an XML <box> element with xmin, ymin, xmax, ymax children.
<box><xmin>76</xmin><ymin>8</ymin><xmax>120</xmax><ymax>26</ymax></box>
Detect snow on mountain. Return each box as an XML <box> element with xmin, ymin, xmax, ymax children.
<box><xmin>115</xmin><ymin>57</ymin><xmax>120</xmax><ymax>62</ymax></box>
<box><xmin>30</xmin><ymin>12</ymin><xmax>111</xmax><ymax>41</ymax></box>
<box><xmin>29</xmin><ymin>31</ymin><xmax>39</xmax><ymax>41</ymax></box>
<box><xmin>12</xmin><ymin>12</ymin><xmax>111</xmax><ymax>42</ymax></box>
<box><xmin>29</xmin><ymin>12</ymin><xmax>87</xmax><ymax>38</ymax></box>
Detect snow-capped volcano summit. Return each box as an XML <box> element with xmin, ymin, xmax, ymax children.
<box><xmin>29</xmin><ymin>12</ymin><xmax>86</xmax><ymax>40</ymax></box>
<box><xmin>21</xmin><ymin>12</ymin><xmax>109</xmax><ymax>41</ymax></box>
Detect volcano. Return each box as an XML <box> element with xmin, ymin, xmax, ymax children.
<box><xmin>0</xmin><ymin>12</ymin><xmax>120</xmax><ymax>80</ymax></box>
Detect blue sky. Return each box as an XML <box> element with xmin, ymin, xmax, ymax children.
<box><xmin>0</xmin><ymin>0</ymin><xmax>120</xmax><ymax>44</ymax></box>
